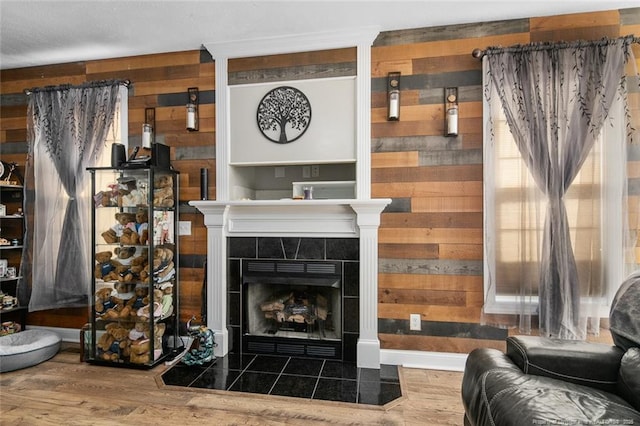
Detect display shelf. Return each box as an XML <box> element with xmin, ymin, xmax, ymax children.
<box><xmin>86</xmin><ymin>166</ymin><xmax>179</xmax><ymax>369</ymax></box>
<box><xmin>0</xmin><ymin>180</ymin><xmax>25</xmax><ymax>333</ymax></box>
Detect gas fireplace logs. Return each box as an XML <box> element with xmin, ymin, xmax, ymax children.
<box><xmin>260</xmin><ymin>291</ymin><xmax>328</xmax><ymax>325</ymax></box>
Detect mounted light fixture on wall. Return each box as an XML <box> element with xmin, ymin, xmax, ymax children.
<box><xmin>445</xmin><ymin>87</ymin><xmax>458</xmax><ymax>137</ymax></box>
<box><xmin>387</xmin><ymin>72</ymin><xmax>400</xmax><ymax>121</ymax></box>
<box><xmin>142</xmin><ymin>107</ymin><xmax>155</xmax><ymax>148</ymax></box>
<box><xmin>187</xmin><ymin>87</ymin><xmax>199</xmax><ymax>131</ymax></box>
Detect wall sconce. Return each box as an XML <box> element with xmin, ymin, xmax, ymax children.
<box><xmin>445</xmin><ymin>87</ymin><xmax>458</xmax><ymax>137</ymax></box>
<box><xmin>142</xmin><ymin>107</ymin><xmax>155</xmax><ymax>149</ymax></box>
<box><xmin>387</xmin><ymin>72</ymin><xmax>400</xmax><ymax>121</ymax></box>
<box><xmin>186</xmin><ymin>87</ymin><xmax>199</xmax><ymax>131</ymax></box>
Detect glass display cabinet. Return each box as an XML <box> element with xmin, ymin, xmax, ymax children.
<box><xmin>86</xmin><ymin>165</ymin><xmax>179</xmax><ymax>368</ymax></box>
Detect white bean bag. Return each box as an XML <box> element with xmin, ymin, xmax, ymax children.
<box><xmin>0</xmin><ymin>329</ymin><xmax>61</xmax><ymax>373</ymax></box>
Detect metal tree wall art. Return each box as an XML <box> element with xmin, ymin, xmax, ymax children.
<box><xmin>256</xmin><ymin>86</ymin><xmax>311</xmax><ymax>144</ymax></box>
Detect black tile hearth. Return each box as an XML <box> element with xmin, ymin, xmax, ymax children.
<box><xmin>161</xmin><ymin>353</ymin><xmax>402</xmax><ymax>406</ymax></box>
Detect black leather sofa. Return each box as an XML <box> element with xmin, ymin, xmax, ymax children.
<box><xmin>461</xmin><ymin>272</ymin><xmax>640</xmax><ymax>426</ymax></box>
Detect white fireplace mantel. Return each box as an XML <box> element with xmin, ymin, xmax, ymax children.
<box><xmin>194</xmin><ymin>28</ymin><xmax>386</xmax><ymax>368</ymax></box>
<box><xmin>190</xmin><ymin>198</ymin><xmax>390</xmax><ymax>368</ymax></box>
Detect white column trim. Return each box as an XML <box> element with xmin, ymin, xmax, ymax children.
<box><xmin>215</xmin><ymin>56</ymin><xmax>230</xmax><ymax>201</ymax></box>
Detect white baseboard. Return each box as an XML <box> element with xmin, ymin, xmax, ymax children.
<box><xmin>380</xmin><ymin>349</ymin><xmax>468</xmax><ymax>372</ymax></box>
<box><xmin>24</xmin><ymin>326</ymin><xmax>469</xmax><ymax>372</ymax></box>
<box><xmin>27</xmin><ymin>326</ymin><xmax>81</xmax><ymax>343</ymax></box>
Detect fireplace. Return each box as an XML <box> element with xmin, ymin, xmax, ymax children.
<box><xmin>242</xmin><ymin>259</ymin><xmax>343</xmax><ymax>359</ymax></box>
<box><xmin>191</xmin><ymin>199</ymin><xmax>389</xmax><ymax>368</ymax></box>
<box><xmin>228</xmin><ymin>237</ymin><xmax>360</xmax><ymax>362</ymax></box>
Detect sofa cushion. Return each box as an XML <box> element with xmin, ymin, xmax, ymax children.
<box><xmin>472</xmin><ymin>367</ymin><xmax>640</xmax><ymax>426</ymax></box>
<box><xmin>610</xmin><ymin>271</ymin><xmax>640</xmax><ymax>351</ymax></box>
<box><xmin>507</xmin><ymin>336</ymin><xmax>623</xmax><ymax>394</ymax></box>
<box><xmin>618</xmin><ymin>347</ymin><xmax>640</xmax><ymax>411</ymax></box>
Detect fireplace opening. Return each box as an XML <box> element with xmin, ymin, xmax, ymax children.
<box><xmin>242</xmin><ymin>259</ymin><xmax>343</xmax><ymax>359</ymax></box>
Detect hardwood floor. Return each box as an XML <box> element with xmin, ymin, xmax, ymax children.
<box><xmin>0</xmin><ymin>343</ymin><xmax>465</xmax><ymax>425</ymax></box>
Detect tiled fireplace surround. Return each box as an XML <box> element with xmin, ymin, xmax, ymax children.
<box><xmin>227</xmin><ymin>236</ymin><xmax>361</xmax><ymax>362</ymax></box>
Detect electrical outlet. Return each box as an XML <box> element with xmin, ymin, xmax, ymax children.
<box><xmin>311</xmin><ymin>164</ymin><xmax>320</xmax><ymax>177</ymax></box>
<box><xmin>410</xmin><ymin>314</ymin><xmax>421</xmax><ymax>331</ymax></box>
<box><xmin>178</xmin><ymin>221</ymin><xmax>192</xmax><ymax>236</ymax></box>
<box><xmin>302</xmin><ymin>166</ymin><xmax>311</xmax><ymax>178</ymax></box>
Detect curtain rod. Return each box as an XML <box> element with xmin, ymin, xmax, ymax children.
<box><xmin>24</xmin><ymin>79</ymin><xmax>131</xmax><ymax>96</ymax></box>
<box><xmin>471</xmin><ymin>35</ymin><xmax>640</xmax><ymax>59</ymax></box>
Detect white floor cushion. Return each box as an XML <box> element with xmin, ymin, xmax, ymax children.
<box><xmin>0</xmin><ymin>329</ymin><xmax>62</xmax><ymax>373</ymax></box>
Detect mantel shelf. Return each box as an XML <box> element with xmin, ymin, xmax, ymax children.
<box><xmin>189</xmin><ymin>198</ymin><xmax>390</xmax><ymax>208</ymax></box>
<box><xmin>189</xmin><ymin>198</ymin><xmax>391</xmax><ymax>238</ymax></box>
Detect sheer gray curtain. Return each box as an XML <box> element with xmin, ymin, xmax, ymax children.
<box><xmin>483</xmin><ymin>36</ymin><xmax>637</xmax><ymax>339</ymax></box>
<box><xmin>25</xmin><ymin>80</ymin><xmax>123</xmax><ymax>311</ymax></box>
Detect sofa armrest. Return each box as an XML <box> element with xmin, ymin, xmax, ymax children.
<box><xmin>506</xmin><ymin>335</ymin><xmax>624</xmax><ymax>394</ymax></box>
<box><xmin>461</xmin><ymin>347</ymin><xmax>522</xmax><ymax>423</ymax></box>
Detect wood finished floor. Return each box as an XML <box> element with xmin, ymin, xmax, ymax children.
<box><xmin>0</xmin><ymin>343</ymin><xmax>465</xmax><ymax>425</ymax></box>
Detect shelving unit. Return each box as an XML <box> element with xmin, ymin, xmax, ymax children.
<box><xmin>86</xmin><ymin>165</ymin><xmax>179</xmax><ymax>368</ymax></box>
<box><xmin>0</xmin><ymin>180</ymin><xmax>27</xmax><ymax>335</ymax></box>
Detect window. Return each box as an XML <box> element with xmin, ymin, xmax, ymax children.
<box><xmin>483</xmin><ymin>88</ymin><xmax>628</xmax><ymax>318</ymax></box>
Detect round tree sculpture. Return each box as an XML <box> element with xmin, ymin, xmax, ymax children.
<box><xmin>256</xmin><ymin>86</ymin><xmax>311</xmax><ymax>144</ymax></box>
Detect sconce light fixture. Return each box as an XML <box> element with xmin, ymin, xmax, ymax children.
<box><xmin>142</xmin><ymin>107</ymin><xmax>155</xmax><ymax>149</ymax></box>
<box><xmin>387</xmin><ymin>72</ymin><xmax>401</xmax><ymax>121</ymax></box>
<box><xmin>445</xmin><ymin>87</ymin><xmax>458</xmax><ymax>137</ymax></box>
<box><xmin>186</xmin><ymin>87</ymin><xmax>199</xmax><ymax>131</ymax></box>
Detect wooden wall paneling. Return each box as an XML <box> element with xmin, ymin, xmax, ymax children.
<box><xmin>372</xmin><ymin>33</ymin><xmax>531</xmax><ymax>62</ymax></box>
<box><xmin>2</xmin><ymin>75</ymin><xmax>87</xmax><ymax>95</ymax></box>
<box><xmin>379</xmin><ymin>257</ymin><xmax>482</xmax><ymax>277</ymax></box>
<box><xmin>373</xmin><ymin>181</ymin><xmax>482</xmax><ymax>198</ymax></box>
<box><xmin>372</xmin><ymin>120</ymin><xmax>444</xmax><ymax>138</ymax></box>
<box><xmin>378</xmin><ymin>243</ymin><xmax>439</xmax><ymax>260</ymax></box>
<box><xmin>465</xmin><ymin>290</ymin><xmax>485</xmax><ymax>307</ymax></box>
<box><xmin>133</xmin><ymin>77</ymin><xmax>214</xmax><ymax>96</ymax></box>
<box><xmin>378</xmin><ymin>273</ymin><xmax>482</xmax><ymax>292</ymax></box>
<box><xmin>380</xmin><ymin>212</ymin><xmax>482</xmax><ymax>228</ymax></box>
<box><xmin>229</xmin><ymin>48</ymin><xmax>356</xmax><ymax>73</ymax></box>
<box><xmin>439</xmin><ymin>243</ymin><xmax>483</xmax><ymax>260</ymax></box>
<box><xmin>620</xmin><ymin>7</ymin><xmax>640</xmax><ymax>25</ymax></box>
<box><xmin>531</xmin><ymin>26</ymin><xmax>621</xmax><ymax>44</ymax></box>
<box><xmin>379</xmin><ymin>287</ymin><xmax>467</xmax><ymax>306</ymax></box>
<box><xmin>621</xmin><ymin>24</ymin><xmax>640</xmax><ymax>39</ymax></box>
<box><xmin>0</xmin><ymin>61</ymin><xmax>87</xmax><ymax>93</ymax></box>
<box><xmin>0</xmin><ymin>62</ymin><xmax>87</xmax><ymax>81</ymax></box>
<box><xmin>461</xmin><ymin>132</ymin><xmax>483</xmax><ymax>149</ymax></box>
<box><xmin>412</xmin><ymin>54</ymin><xmax>479</xmax><ymax>74</ymax></box>
<box><xmin>378</xmin><ymin>302</ymin><xmax>482</xmax><ymax>324</ymax></box>
<box><xmin>379</xmin><ymin>227</ymin><xmax>483</xmax><ymax>245</ymax></box>
<box><xmin>529</xmin><ymin>11</ymin><xmax>620</xmax><ymax>33</ymax></box>
<box><xmin>371</xmin><ymin>59</ymin><xmax>413</xmax><ymax>78</ymax></box>
<box><xmin>85</xmin><ymin>51</ymin><xmax>202</xmax><ymax>74</ymax></box>
<box><xmin>411</xmin><ymin>196</ymin><xmax>483</xmax><ymax>213</ymax></box>
<box><xmin>372</xmin><ymin>103</ymin><xmax>445</xmax><ymax>124</ymax></box>
<box><xmin>167</xmin><ymin>131</ymin><xmax>215</xmax><ymax>147</ymax></box>
<box><xmin>372</xmin><ymin>164</ymin><xmax>482</xmax><ymax>182</ymax></box>
<box><xmin>372</xmin><ymin>136</ymin><xmax>461</xmax><ymax>156</ymax></box>
<box><xmin>371</xmin><ymin>152</ymin><xmax>419</xmax><ymax>168</ymax></box>
<box><xmin>379</xmin><ymin>334</ymin><xmax>506</xmax><ymax>354</ymax></box>
<box><xmin>374</xmin><ymin>18</ymin><xmax>531</xmax><ymax>47</ymax></box>
<box><xmin>88</xmin><ymin>64</ymin><xmax>204</xmax><ymax>86</ymax></box>
<box><xmin>27</xmin><ymin>308</ymin><xmax>89</xmax><ymax>329</ymax></box>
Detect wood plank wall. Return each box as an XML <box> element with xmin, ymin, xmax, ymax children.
<box><xmin>1</xmin><ymin>7</ymin><xmax>638</xmax><ymax>354</ymax></box>
<box><xmin>371</xmin><ymin>7</ymin><xmax>640</xmax><ymax>354</ymax></box>
<box><xmin>0</xmin><ymin>50</ymin><xmax>215</xmax><ymax>329</ymax></box>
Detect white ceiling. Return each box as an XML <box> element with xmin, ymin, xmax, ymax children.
<box><xmin>1</xmin><ymin>0</ymin><xmax>638</xmax><ymax>70</ymax></box>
